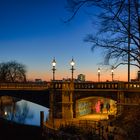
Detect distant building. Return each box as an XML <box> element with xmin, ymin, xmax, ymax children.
<box><xmin>62</xmin><ymin>78</ymin><xmax>71</xmax><ymax>81</ymax></box>
<box><xmin>77</xmin><ymin>74</ymin><xmax>85</xmax><ymax>82</ymax></box>
<box><xmin>137</xmin><ymin>71</ymin><xmax>140</xmax><ymax>81</ymax></box>
<box><xmin>35</xmin><ymin>79</ymin><xmax>42</xmax><ymax>83</ymax></box>
<box><xmin>131</xmin><ymin>71</ymin><xmax>140</xmax><ymax>81</ymax></box>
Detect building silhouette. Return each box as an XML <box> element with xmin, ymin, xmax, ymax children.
<box><xmin>77</xmin><ymin>74</ymin><xmax>85</xmax><ymax>82</ymax></box>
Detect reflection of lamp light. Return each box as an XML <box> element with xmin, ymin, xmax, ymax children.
<box><xmin>98</xmin><ymin>68</ymin><xmax>101</xmax><ymax>82</ymax></box>
<box><xmin>4</xmin><ymin>111</ymin><xmax>7</xmax><ymax>116</ymax></box>
<box><xmin>52</xmin><ymin>58</ymin><xmax>56</xmax><ymax>81</ymax></box>
<box><xmin>70</xmin><ymin>58</ymin><xmax>75</xmax><ymax>80</ymax></box>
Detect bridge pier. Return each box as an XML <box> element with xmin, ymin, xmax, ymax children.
<box><xmin>117</xmin><ymin>91</ymin><xmax>125</xmax><ymax>115</ymax></box>
<box><xmin>48</xmin><ymin>81</ymin><xmax>74</xmax><ymax>128</ymax></box>
<box><xmin>48</xmin><ymin>83</ymin><xmax>55</xmax><ymax>127</ymax></box>
<box><xmin>46</xmin><ymin>81</ymin><xmax>140</xmax><ymax>129</ymax></box>
<box><xmin>62</xmin><ymin>81</ymin><xmax>74</xmax><ymax>119</ymax></box>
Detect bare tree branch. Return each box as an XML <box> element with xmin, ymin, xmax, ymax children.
<box><xmin>66</xmin><ymin>0</ymin><xmax>140</xmax><ymax>70</ymax></box>
<box><xmin>0</xmin><ymin>61</ymin><xmax>27</xmax><ymax>82</ymax></box>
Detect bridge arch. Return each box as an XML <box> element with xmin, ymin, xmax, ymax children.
<box><xmin>73</xmin><ymin>90</ymin><xmax>118</xmax><ymax>101</ymax></box>
<box><xmin>0</xmin><ymin>90</ymin><xmax>50</xmax><ymax>108</ymax></box>
<box><xmin>75</xmin><ymin>96</ymin><xmax>117</xmax><ymax>118</ymax></box>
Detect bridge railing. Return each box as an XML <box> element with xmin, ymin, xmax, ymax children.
<box><xmin>50</xmin><ymin>82</ymin><xmax>74</xmax><ymax>89</ymax></box>
<box><xmin>52</xmin><ymin>82</ymin><xmax>63</xmax><ymax>89</ymax></box>
<box><xmin>74</xmin><ymin>82</ymin><xmax>140</xmax><ymax>90</ymax></box>
<box><xmin>123</xmin><ymin>82</ymin><xmax>140</xmax><ymax>89</ymax></box>
<box><xmin>0</xmin><ymin>82</ymin><xmax>49</xmax><ymax>90</ymax></box>
<box><xmin>51</xmin><ymin>81</ymin><xmax>120</xmax><ymax>90</ymax></box>
<box><xmin>74</xmin><ymin>82</ymin><xmax>119</xmax><ymax>89</ymax></box>
<box><xmin>46</xmin><ymin>81</ymin><xmax>140</xmax><ymax>90</ymax></box>
<box><xmin>0</xmin><ymin>81</ymin><xmax>140</xmax><ymax>90</ymax></box>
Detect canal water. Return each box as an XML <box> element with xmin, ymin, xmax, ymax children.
<box><xmin>0</xmin><ymin>96</ymin><xmax>49</xmax><ymax>126</ymax></box>
<box><xmin>0</xmin><ymin>96</ymin><xmax>117</xmax><ymax>126</ymax></box>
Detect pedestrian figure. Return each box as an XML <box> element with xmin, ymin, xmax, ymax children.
<box><xmin>106</xmin><ymin>103</ymin><xmax>110</xmax><ymax>113</ymax></box>
<box><xmin>100</xmin><ymin>102</ymin><xmax>104</xmax><ymax>113</ymax></box>
<box><xmin>107</xmin><ymin>122</ymin><xmax>114</xmax><ymax>140</ymax></box>
<box><xmin>108</xmin><ymin>132</ymin><xmax>114</xmax><ymax>140</ymax></box>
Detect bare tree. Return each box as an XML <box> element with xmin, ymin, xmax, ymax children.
<box><xmin>66</xmin><ymin>0</ymin><xmax>140</xmax><ymax>70</ymax></box>
<box><xmin>0</xmin><ymin>61</ymin><xmax>26</xmax><ymax>82</ymax></box>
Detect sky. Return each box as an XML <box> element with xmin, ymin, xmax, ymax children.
<box><xmin>0</xmin><ymin>0</ymin><xmax>138</xmax><ymax>81</ymax></box>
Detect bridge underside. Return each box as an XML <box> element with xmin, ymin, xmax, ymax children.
<box><xmin>73</xmin><ymin>90</ymin><xmax>118</xmax><ymax>118</ymax></box>
<box><xmin>0</xmin><ymin>90</ymin><xmax>50</xmax><ymax>108</ymax></box>
<box><xmin>75</xmin><ymin>96</ymin><xmax>117</xmax><ymax>118</ymax></box>
<box><xmin>51</xmin><ymin>90</ymin><xmax>118</xmax><ymax>119</ymax></box>
<box><xmin>74</xmin><ymin>90</ymin><xmax>118</xmax><ymax>100</ymax></box>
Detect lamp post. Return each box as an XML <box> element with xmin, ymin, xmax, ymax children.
<box><xmin>52</xmin><ymin>58</ymin><xmax>56</xmax><ymax>81</ymax></box>
<box><xmin>111</xmin><ymin>67</ymin><xmax>114</xmax><ymax>82</ymax></box>
<box><xmin>98</xmin><ymin>68</ymin><xmax>101</xmax><ymax>82</ymax></box>
<box><xmin>51</xmin><ymin>58</ymin><xmax>56</xmax><ymax>128</ymax></box>
<box><xmin>70</xmin><ymin>58</ymin><xmax>75</xmax><ymax>80</ymax></box>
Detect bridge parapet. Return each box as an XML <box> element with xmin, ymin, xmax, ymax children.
<box><xmin>51</xmin><ymin>82</ymin><xmax>120</xmax><ymax>90</ymax></box>
<box><xmin>0</xmin><ymin>81</ymin><xmax>140</xmax><ymax>91</ymax></box>
<box><xmin>74</xmin><ymin>82</ymin><xmax>140</xmax><ymax>90</ymax></box>
<box><xmin>52</xmin><ymin>82</ymin><xmax>62</xmax><ymax>89</ymax></box>
<box><xmin>74</xmin><ymin>82</ymin><xmax>119</xmax><ymax>89</ymax></box>
<box><xmin>51</xmin><ymin>82</ymin><xmax>74</xmax><ymax>90</ymax></box>
<box><xmin>0</xmin><ymin>82</ymin><xmax>49</xmax><ymax>90</ymax></box>
<box><xmin>123</xmin><ymin>82</ymin><xmax>140</xmax><ymax>89</ymax></box>
<box><xmin>51</xmin><ymin>81</ymin><xmax>140</xmax><ymax>90</ymax></box>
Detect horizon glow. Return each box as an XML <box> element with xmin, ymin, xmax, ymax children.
<box><xmin>0</xmin><ymin>0</ymin><xmax>138</xmax><ymax>82</ymax></box>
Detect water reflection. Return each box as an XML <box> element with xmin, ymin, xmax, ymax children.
<box><xmin>5</xmin><ymin>101</ymin><xmax>34</xmax><ymax>124</ymax></box>
<box><xmin>0</xmin><ymin>96</ymin><xmax>49</xmax><ymax>126</ymax></box>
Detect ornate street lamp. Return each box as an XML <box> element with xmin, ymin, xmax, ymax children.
<box><xmin>70</xmin><ymin>58</ymin><xmax>75</xmax><ymax>80</ymax></box>
<box><xmin>51</xmin><ymin>58</ymin><xmax>56</xmax><ymax>128</ymax></box>
<box><xmin>52</xmin><ymin>58</ymin><xmax>56</xmax><ymax>81</ymax></box>
<box><xmin>111</xmin><ymin>67</ymin><xmax>114</xmax><ymax>81</ymax></box>
<box><xmin>98</xmin><ymin>68</ymin><xmax>101</xmax><ymax>82</ymax></box>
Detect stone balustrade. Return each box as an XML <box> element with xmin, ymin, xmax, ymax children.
<box><xmin>0</xmin><ymin>81</ymin><xmax>140</xmax><ymax>91</ymax></box>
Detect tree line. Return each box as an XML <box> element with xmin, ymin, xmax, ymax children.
<box><xmin>0</xmin><ymin>61</ymin><xmax>26</xmax><ymax>83</ymax></box>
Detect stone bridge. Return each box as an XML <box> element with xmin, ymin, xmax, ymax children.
<box><xmin>48</xmin><ymin>81</ymin><xmax>140</xmax><ymax>124</ymax></box>
<box><xmin>0</xmin><ymin>82</ymin><xmax>50</xmax><ymax>107</ymax></box>
<box><xmin>0</xmin><ymin>81</ymin><xmax>139</xmax><ymax>116</ymax></box>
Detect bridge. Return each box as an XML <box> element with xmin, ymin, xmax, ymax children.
<box><xmin>0</xmin><ymin>82</ymin><xmax>50</xmax><ymax>107</ymax></box>
<box><xmin>47</xmin><ymin>81</ymin><xmax>140</xmax><ymax>128</ymax></box>
<box><xmin>0</xmin><ymin>81</ymin><xmax>139</xmax><ymax>106</ymax></box>
<box><xmin>0</xmin><ymin>81</ymin><xmax>140</xmax><ymax>127</ymax></box>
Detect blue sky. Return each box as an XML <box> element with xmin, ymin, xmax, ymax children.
<box><xmin>0</xmin><ymin>0</ymin><xmax>138</xmax><ymax>81</ymax></box>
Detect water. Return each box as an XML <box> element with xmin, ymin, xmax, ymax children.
<box><xmin>1</xmin><ymin>97</ymin><xmax>49</xmax><ymax>126</ymax></box>
<box><xmin>17</xmin><ymin>100</ymin><xmax>49</xmax><ymax>126</ymax></box>
<box><xmin>1</xmin><ymin>96</ymin><xmax>117</xmax><ymax>126</ymax></box>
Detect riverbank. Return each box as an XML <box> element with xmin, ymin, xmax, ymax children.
<box><xmin>0</xmin><ymin>118</ymin><xmax>43</xmax><ymax>140</ymax></box>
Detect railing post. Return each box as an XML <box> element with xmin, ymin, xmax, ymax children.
<box><xmin>117</xmin><ymin>91</ymin><xmax>124</xmax><ymax>116</ymax></box>
<box><xmin>48</xmin><ymin>81</ymin><xmax>55</xmax><ymax>128</ymax></box>
<box><xmin>40</xmin><ymin>111</ymin><xmax>44</xmax><ymax>129</ymax></box>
